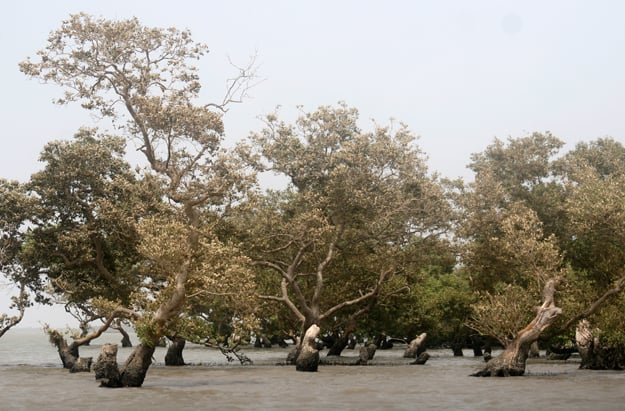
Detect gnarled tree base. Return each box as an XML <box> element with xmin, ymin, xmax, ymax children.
<box><xmin>403</xmin><ymin>333</ymin><xmax>427</xmax><ymax>358</ymax></box>
<box><xmin>472</xmin><ymin>277</ymin><xmax>562</xmax><ymax>377</ymax></box>
<box><xmin>94</xmin><ymin>343</ymin><xmax>155</xmax><ymax>387</ymax></box>
<box><xmin>295</xmin><ymin>324</ymin><xmax>321</xmax><ymax>372</ymax></box>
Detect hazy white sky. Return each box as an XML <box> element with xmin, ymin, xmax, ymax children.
<box><xmin>2</xmin><ymin>0</ymin><xmax>625</xmax><ymax>327</ymax></box>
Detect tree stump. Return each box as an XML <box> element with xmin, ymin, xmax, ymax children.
<box><xmin>70</xmin><ymin>356</ymin><xmax>93</xmax><ymax>373</ymax></box>
<box><xmin>472</xmin><ymin>277</ymin><xmax>562</xmax><ymax>377</ymax></box>
<box><xmin>403</xmin><ymin>333</ymin><xmax>427</xmax><ymax>358</ymax></box>
<box><xmin>94</xmin><ymin>343</ymin><xmax>122</xmax><ymax>387</ymax></box>
<box><xmin>295</xmin><ymin>324</ymin><xmax>321</xmax><ymax>372</ymax></box>
<box><xmin>356</xmin><ymin>343</ymin><xmax>377</xmax><ymax>365</ymax></box>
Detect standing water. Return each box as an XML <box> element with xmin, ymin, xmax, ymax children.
<box><xmin>1</xmin><ymin>328</ymin><xmax>624</xmax><ymax>410</ymax></box>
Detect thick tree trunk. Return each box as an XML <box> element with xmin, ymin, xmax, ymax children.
<box><xmin>473</xmin><ymin>277</ymin><xmax>562</xmax><ymax>377</ymax></box>
<box><xmin>94</xmin><ymin>343</ymin><xmax>155</xmax><ymax>387</ymax></box>
<box><xmin>576</xmin><ymin>320</ymin><xmax>625</xmax><ymax>370</ymax></box>
<box><xmin>403</xmin><ymin>333</ymin><xmax>427</xmax><ymax>358</ymax></box>
<box><xmin>165</xmin><ymin>336</ymin><xmax>186</xmax><ymax>366</ymax></box>
<box><xmin>295</xmin><ymin>324</ymin><xmax>321</xmax><ymax>372</ymax></box>
<box><xmin>94</xmin><ymin>343</ymin><xmax>122</xmax><ymax>387</ymax></box>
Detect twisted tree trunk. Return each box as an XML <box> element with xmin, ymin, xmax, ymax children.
<box><xmin>45</xmin><ymin>311</ymin><xmax>126</xmax><ymax>372</ymax></box>
<box><xmin>473</xmin><ymin>277</ymin><xmax>562</xmax><ymax>377</ymax></box>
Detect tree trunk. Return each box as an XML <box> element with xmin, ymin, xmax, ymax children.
<box><xmin>94</xmin><ymin>343</ymin><xmax>122</xmax><ymax>387</ymax></box>
<box><xmin>451</xmin><ymin>339</ymin><xmax>464</xmax><ymax>357</ymax></box>
<box><xmin>472</xmin><ymin>277</ymin><xmax>562</xmax><ymax>377</ymax></box>
<box><xmin>529</xmin><ymin>341</ymin><xmax>540</xmax><ymax>358</ymax></box>
<box><xmin>94</xmin><ymin>343</ymin><xmax>155</xmax><ymax>387</ymax></box>
<box><xmin>45</xmin><ymin>328</ymin><xmax>92</xmax><ymax>372</ymax></box>
<box><xmin>114</xmin><ymin>322</ymin><xmax>132</xmax><ymax>347</ymax></box>
<box><xmin>470</xmin><ymin>335</ymin><xmax>484</xmax><ymax>357</ymax></box>
<box><xmin>356</xmin><ymin>343</ymin><xmax>377</xmax><ymax>365</ymax></box>
<box><xmin>403</xmin><ymin>333</ymin><xmax>427</xmax><ymax>358</ymax></box>
<box><xmin>286</xmin><ymin>336</ymin><xmax>301</xmax><ymax>365</ymax></box>
<box><xmin>576</xmin><ymin>319</ymin><xmax>625</xmax><ymax>370</ymax></box>
<box><xmin>165</xmin><ymin>336</ymin><xmax>186</xmax><ymax>366</ymax></box>
<box><xmin>295</xmin><ymin>324</ymin><xmax>321</xmax><ymax>372</ymax></box>
<box><xmin>327</xmin><ymin>322</ymin><xmax>357</xmax><ymax>357</ymax></box>
<box><xmin>45</xmin><ymin>309</ymin><xmax>132</xmax><ymax>372</ymax></box>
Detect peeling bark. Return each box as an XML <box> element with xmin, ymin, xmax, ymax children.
<box><xmin>576</xmin><ymin>320</ymin><xmax>625</xmax><ymax>370</ymax></box>
<box><xmin>403</xmin><ymin>333</ymin><xmax>427</xmax><ymax>358</ymax></box>
<box><xmin>295</xmin><ymin>324</ymin><xmax>321</xmax><ymax>372</ymax></box>
<box><xmin>473</xmin><ymin>277</ymin><xmax>562</xmax><ymax>377</ymax></box>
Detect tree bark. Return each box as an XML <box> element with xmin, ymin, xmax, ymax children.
<box><xmin>94</xmin><ymin>343</ymin><xmax>122</xmax><ymax>387</ymax></box>
<box><xmin>165</xmin><ymin>336</ymin><xmax>186</xmax><ymax>366</ymax></box>
<box><xmin>356</xmin><ymin>344</ymin><xmax>377</xmax><ymax>365</ymax></box>
<box><xmin>327</xmin><ymin>321</ymin><xmax>357</xmax><ymax>357</ymax></box>
<box><xmin>451</xmin><ymin>340</ymin><xmax>464</xmax><ymax>357</ymax></box>
<box><xmin>403</xmin><ymin>333</ymin><xmax>427</xmax><ymax>358</ymax></box>
<box><xmin>45</xmin><ymin>308</ymin><xmax>133</xmax><ymax>372</ymax></box>
<box><xmin>470</xmin><ymin>335</ymin><xmax>484</xmax><ymax>357</ymax></box>
<box><xmin>45</xmin><ymin>328</ymin><xmax>92</xmax><ymax>372</ymax></box>
<box><xmin>576</xmin><ymin>319</ymin><xmax>625</xmax><ymax>370</ymax></box>
<box><xmin>295</xmin><ymin>324</ymin><xmax>321</xmax><ymax>372</ymax></box>
<box><xmin>94</xmin><ymin>343</ymin><xmax>156</xmax><ymax>387</ymax></box>
<box><xmin>472</xmin><ymin>277</ymin><xmax>562</xmax><ymax>377</ymax></box>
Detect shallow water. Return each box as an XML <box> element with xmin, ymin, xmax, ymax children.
<box><xmin>1</xmin><ymin>329</ymin><xmax>624</xmax><ymax>410</ymax></box>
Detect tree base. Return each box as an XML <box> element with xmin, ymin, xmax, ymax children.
<box><xmin>295</xmin><ymin>325</ymin><xmax>321</xmax><ymax>372</ymax></box>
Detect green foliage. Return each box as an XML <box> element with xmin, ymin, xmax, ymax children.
<box><xmin>235</xmin><ymin>103</ymin><xmax>453</xmax><ymax>334</ymax></box>
<box><xmin>20</xmin><ymin>13</ymin><xmax>258</xmax><ymax>352</ymax></box>
<box><xmin>462</xmin><ymin>134</ymin><xmax>625</xmax><ymax>357</ymax></box>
